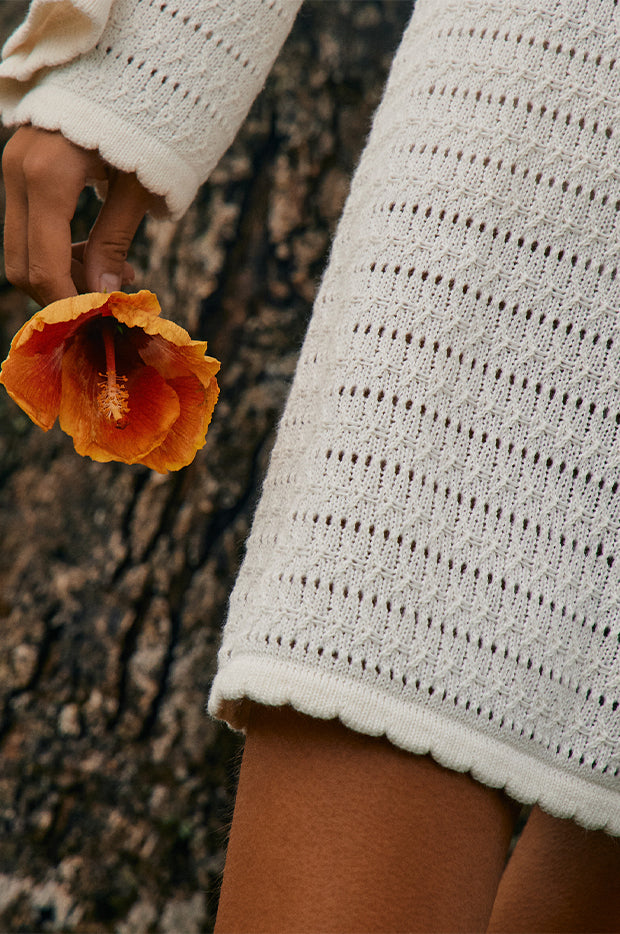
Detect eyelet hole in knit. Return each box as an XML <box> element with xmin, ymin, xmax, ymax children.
<box><xmin>216</xmin><ymin>3</ymin><xmax>620</xmax><ymax>825</ymax></box>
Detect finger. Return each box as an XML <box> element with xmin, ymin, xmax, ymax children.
<box><xmin>72</xmin><ymin>240</ymin><xmax>136</xmax><ymax>285</ymax></box>
<box><xmin>2</xmin><ymin>130</ymin><xmax>33</xmax><ymax>295</ymax></box>
<box><xmin>121</xmin><ymin>261</ymin><xmax>136</xmax><ymax>285</ymax></box>
<box><xmin>70</xmin><ymin>256</ymin><xmax>88</xmax><ymax>294</ymax></box>
<box><xmin>71</xmin><ymin>241</ymin><xmax>134</xmax><ymax>294</ymax></box>
<box><xmin>22</xmin><ymin>137</ymin><xmax>96</xmax><ymax>304</ymax></box>
<box><xmin>71</xmin><ymin>241</ymin><xmax>87</xmax><ymax>264</ymax></box>
<box><xmin>84</xmin><ymin>171</ymin><xmax>152</xmax><ymax>293</ymax></box>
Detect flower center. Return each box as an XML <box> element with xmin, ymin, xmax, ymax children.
<box><xmin>97</xmin><ymin>324</ymin><xmax>129</xmax><ymax>427</ymax></box>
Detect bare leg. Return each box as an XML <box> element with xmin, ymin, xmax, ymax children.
<box><xmin>487</xmin><ymin>804</ymin><xmax>620</xmax><ymax>933</ymax></box>
<box><xmin>216</xmin><ymin>705</ymin><xmax>520</xmax><ymax>933</ymax></box>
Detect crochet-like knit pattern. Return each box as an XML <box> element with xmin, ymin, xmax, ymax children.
<box><xmin>3</xmin><ymin>0</ymin><xmax>620</xmax><ymax>832</ymax></box>
<box><xmin>0</xmin><ymin>0</ymin><xmax>114</xmax><ymax>80</ymax></box>
<box><xmin>210</xmin><ymin>0</ymin><xmax>620</xmax><ymax>834</ymax></box>
<box><xmin>0</xmin><ymin>0</ymin><xmax>302</xmax><ymax>217</ymax></box>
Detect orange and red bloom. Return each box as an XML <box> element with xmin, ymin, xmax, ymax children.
<box><xmin>0</xmin><ymin>290</ymin><xmax>220</xmax><ymax>473</ymax></box>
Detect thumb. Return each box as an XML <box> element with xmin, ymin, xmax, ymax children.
<box><xmin>84</xmin><ymin>171</ymin><xmax>153</xmax><ymax>293</ymax></box>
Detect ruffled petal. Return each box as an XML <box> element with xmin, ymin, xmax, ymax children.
<box><xmin>58</xmin><ymin>328</ymin><xmax>180</xmax><ymax>465</ymax></box>
<box><xmin>0</xmin><ymin>290</ymin><xmax>221</xmax><ymax>471</ymax></box>
<box><xmin>105</xmin><ymin>289</ymin><xmax>162</xmax><ymax>322</ymax></box>
<box><xmin>0</xmin><ymin>292</ymin><xmax>108</xmax><ymax>428</ymax></box>
<box><xmin>138</xmin><ymin>373</ymin><xmax>220</xmax><ymax>473</ymax></box>
<box><xmin>137</xmin><ymin>332</ymin><xmax>220</xmax><ymax>386</ymax></box>
<box><xmin>111</xmin><ymin>295</ymin><xmax>206</xmax><ymax>353</ymax></box>
<box><xmin>9</xmin><ymin>292</ymin><xmax>108</xmax><ymax>352</ymax></box>
<box><xmin>0</xmin><ymin>341</ymin><xmax>63</xmax><ymax>429</ymax></box>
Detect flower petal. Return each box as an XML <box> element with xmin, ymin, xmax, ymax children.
<box><xmin>105</xmin><ymin>290</ymin><xmax>162</xmax><ymax>322</ymax></box>
<box><xmin>0</xmin><ymin>341</ymin><xmax>63</xmax><ymax>429</ymax></box>
<box><xmin>0</xmin><ymin>292</ymin><xmax>109</xmax><ymax>428</ymax></box>
<box><xmin>138</xmin><ymin>372</ymin><xmax>220</xmax><ymax>473</ymax></box>
<box><xmin>110</xmin><ymin>294</ymin><xmax>219</xmax><ymax>382</ymax></box>
<box><xmin>137</xmin><ymin>332</ymin><xmax>220</xmax><ymax>386</ymax></box>
<box><xmin>0</xmin><ymin>290</ymin><xmax>221</xmax><ymax>471</ymax></box>
<box><xmin>58</xmin><ymin>326</ymin><xmax>180</xmax><ymax>465</ymax></box>
<box><xmin>8</xmin><ymin>292</ymin><xmax>109</xmax><ymax>351</ymax></box>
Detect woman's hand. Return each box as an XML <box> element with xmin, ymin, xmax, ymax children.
<box><xmin>2</xmin><ymin>126</ymin><xmax>161</xmax><ymax>306</ymax></box>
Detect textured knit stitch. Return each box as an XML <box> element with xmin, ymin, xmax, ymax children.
<box><xmin>0</xmin><ymin>0</ymin><xmax>114</xmax><ymax>81</ymax></box>
<box><xmin>0</xmin><ymin>0</ymin><xmax>302</xmax><ymax>217</ymax></box>
<box><xmin>209</xmin><ymin>0</ymin><xmax>620</xmax><ymax>834</ymax></box>
<box><xmin>3</xmin><ymin>0</ymin><xmax>620</xmax><ymax>834</ymax></box>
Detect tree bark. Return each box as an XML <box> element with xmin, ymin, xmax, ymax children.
<box><xmin>0</xmin><ymin>3</ymin><xmax>411</xmax><ymax>929</ymax></box>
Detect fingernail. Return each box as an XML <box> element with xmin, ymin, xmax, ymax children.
<box><xmin>100</xmin><ymin>273</ymin><xmax>122</xmax><ymax>293</ymax></box>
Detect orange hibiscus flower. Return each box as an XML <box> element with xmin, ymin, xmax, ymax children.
<box><xmin>0</xmin><ymin>290</ymin><xmax>220</xmax><ymax>473</ymax></box>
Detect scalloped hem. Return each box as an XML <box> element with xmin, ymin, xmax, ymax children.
<box><xmin>0</xmin><ymin>84</ymin><xmax>200</xmax><ymax>219</ymax></box>
<box><xmin>208</xmin><ymin>655</ymin><xmax>620</xmax><ymax>837</ymax></box>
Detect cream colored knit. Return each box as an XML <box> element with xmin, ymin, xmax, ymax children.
<box><xmin>0</xmin><ymin>0</ymin><xmax>114</xmax><ymax>80</ymax></box>
<box><xmin>210</xmin><ymin>0</ymin><xmax>620</xmax><ymax>834</ymax></box>
<box><xmin>0</xmin><ymin>0</ymin><xmax>302</xmax><ymax>217</ymax></box>
<box><xmin>2</xmin><ymin>0</ymin><xmax>620</xmax><ymax>833</ymax></box>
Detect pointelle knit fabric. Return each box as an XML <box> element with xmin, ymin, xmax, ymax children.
<box><xmin>0</xmin><ymin>0</ymin><xmax>302</xmax><ymax>217</ymax></box>
<box><xmin>2</xmin><ymin>0</ymin><xmax>620</xmax><ymax>833</ymax></box>
<box><xmin>0</xmin><ymin>0</ymin><xmax>114</xmax><ymax>80</ymax></box>
<box><xmin>211</xmin><ymin>0</ymin><xmax>620</xmax><ymax>835</ymax></box>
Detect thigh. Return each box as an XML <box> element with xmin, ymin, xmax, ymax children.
<box><xmin>487</xmin><ymin>804</ymin><xmax>620</xmax><ymax>933</ymax></box>
<box><xmin>216</xmin><ymin>704</ymin><xmax>520</xmax><ymax>933</ymax></box>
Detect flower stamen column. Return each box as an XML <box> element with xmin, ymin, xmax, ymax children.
<box><xmin>0</xmin><ymin>289</ymin><xmax>220</xmax><ymax>470</ymax></box>
<box><xmin>98</xmin><ymin>322</ymin><xmax>129</xmax><ymax>427</ymax></box>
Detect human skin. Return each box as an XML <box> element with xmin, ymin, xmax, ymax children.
<box><xmin>216</xmin><ymin>704</ymin><xmax>521</xmax><ymax>933</ymax></box>
<box><xmin>216</xmin><ymin>705</ymin><xmax>620</xmax><ymax>933</ymax></box>
<box><xmin>487</xmin><ymin>804</ymin><xmax>620</xmax><ymax>933</ymax></box>
<box><xmin>4</xmin><ymin>128</ymin><xmax>620</xmax><ymax>934</ymax></box>
<box><xmin>2</xmin><ymin>126</ymin><xmax>159</xmax><ymax>306</ymax></box>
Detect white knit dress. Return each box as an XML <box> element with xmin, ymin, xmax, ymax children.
<box><xmin>2</xmin><ymin>0</ymin><xmax>620</xmax><ymax>834</ymax></box>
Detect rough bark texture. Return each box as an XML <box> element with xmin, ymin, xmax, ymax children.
<box><xmin>0</xmin><ymin>3</ymin><xmax>411</xmax><ymax>930</ymax></box>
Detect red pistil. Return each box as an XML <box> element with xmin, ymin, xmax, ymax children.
<box><xmin>97</xmin><ymin>324</ymin><xmax>129</xmax><ymax>426</ymax></box>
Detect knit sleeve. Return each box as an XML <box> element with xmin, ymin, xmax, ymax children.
<box><xmin>0</xmin><ymin>0</ymin><xmax>114</xmax><ymax>80</ymax></box>
<box><xmin>0</xmin><ymin>0</ymin><xmax>303</xmax><ymax>218</ymax></box>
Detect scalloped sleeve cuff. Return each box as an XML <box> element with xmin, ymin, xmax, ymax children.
<box><xmin>0</xmin><ymin>0</ymin><xmax>303</xmax><ymax>219</ymax></box>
